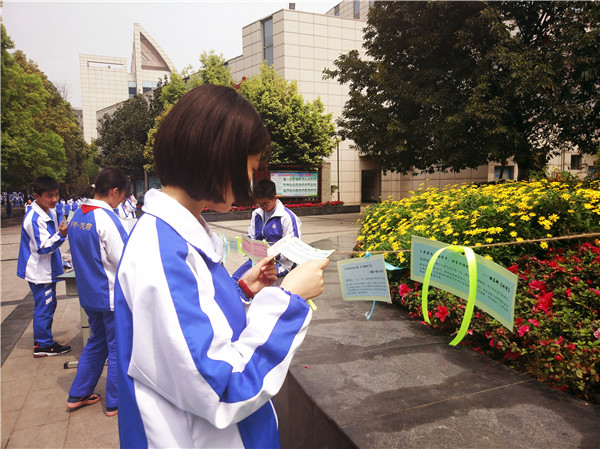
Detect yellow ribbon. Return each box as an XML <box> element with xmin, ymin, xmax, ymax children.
<box><xmin>421</xmin><ymin>245</ymin><xmax>477</xmax><ymax>346</ymax></box>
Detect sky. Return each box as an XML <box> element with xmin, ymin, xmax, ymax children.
<box><xmin>2</xmin><ymin>0</ymin><xmax>339</xmax><ymax>108</ymax></box>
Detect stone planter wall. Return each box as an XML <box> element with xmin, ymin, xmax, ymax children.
<box><xmin>201</xmin><ymin>205</ymin><xmax>360</xmax><ymax>222</ymax></box>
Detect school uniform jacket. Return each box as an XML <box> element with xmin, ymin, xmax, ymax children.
<box><xmin>248</xmin><ymin>199</ymin><xmax>301</xmax><ymax>273</ymax></box>
<box><xmin>69</xmin><ymin>199</ymin><xmax>128</xmax><ymax>312</ymax></box>
<box><xmin>17</xmin><ymin>202</ymin><xmax>66</xmax><ymax>284</ymax></box>
<box><xmin>114</xmin><ymin>189</ymin><xmax>312</xmax><ymax>449</ymax></box>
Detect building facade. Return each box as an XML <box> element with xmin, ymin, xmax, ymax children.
<box><xmin>80</xmin><ymin>23</ymin><xmax>174</xmax><ymax>143</ymax></box>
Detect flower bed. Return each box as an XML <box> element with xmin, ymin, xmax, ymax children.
<box><xmin>355</xmin><ymin>179</ymin><xmax>600</xmax><ymax>403</ymax></box>
<box><xmin>228</xmin><ymin>200</ymin><xmax>344</xmax><ymax>212</ymax></box>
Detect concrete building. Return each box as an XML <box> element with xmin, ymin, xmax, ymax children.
<box><xmin>80</xmin><ymin>23</ymin><xmax>174</xmax><ymax>143</ymax></box>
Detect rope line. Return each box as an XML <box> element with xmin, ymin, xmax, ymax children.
<box><xmin>333</xmin><ymin>232</ymin><xmax>600</xmax><ymax>255</ymax></box>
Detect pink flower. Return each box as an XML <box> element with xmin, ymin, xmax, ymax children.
<box><xmin>507</xmin><ymin>264</ymin><xmax>518</xmax><ymax>274</ymax></box>
<box><xmin>517</xmin><ymin>325</ymin><xmax>530</xmax><ymax>337</ymax></box>
<box><xmin>555</xmin><ymin>354</ymin><xmax>563</xmax><ymax>361</ymax></box>
<box><xmin>594</xmin><ymin>328</ymin><xmax>600</xmax><ymax>341</ymax></box>
<box><xmin>529</xmin><ymin>279</ymin><xmax>547</xmax><ymax>291</ymax></box>
<box><xmin>434</xmin><ymin>305</ymin><xmax>449</xmax><ymax>322</ymax></box>
<box><xmin>398</xmin><ymin>283</ymin><xmax>411</xmax><ymax>297</ymax></box>
<box><xmin>534</xmin><ymin>291</ymin><xmax>554</xmax><ymax>313</ymax></box>
<box><xmin>591</xmin><ymin>289</ymin><xmax>600</xmax><ymax>297</ymax></box>
<box><xmin>527</xmin><ymin>318</ymin><xmax>540</xmax><ymax>327</ymax></box>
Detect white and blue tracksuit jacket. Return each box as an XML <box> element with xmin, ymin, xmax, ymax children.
<box><xmin>114</xmin><ymin>189</ymin><xmax>312</xmax><ymax>448</ymax></box>
<box><xmin>248</xmin><ymin>199</ymin><xmax>301</xmax><ymax>273</ymax></box>
<box><xmin>69</xmin><ymin>199</ymin><xmax>128</xmax><ymax>311</ymax></box>
<box><xmin>17</xmin><ymin>202</ymin><xmax>66</xmax><ymax>284</ymax></box>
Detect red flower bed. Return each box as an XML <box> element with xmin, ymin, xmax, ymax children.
<box><xmin>223</xmin><ymin>200</ymin><xmax>345</xmax><ymax>213</ymax></box>
<box><xmin>391</xmin><ymin>239</ymin><xmax>600</xmax><ymax>404</ymax></box>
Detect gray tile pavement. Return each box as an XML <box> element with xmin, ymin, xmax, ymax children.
<box><xmin>0</xmin><ymin>213</ymin><xmax>360</xmax><ymax>448</ymax></box>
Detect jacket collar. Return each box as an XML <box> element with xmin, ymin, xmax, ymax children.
<box><xmin>32</xmin><ymin>201</ymin><xmax>53</xmax><ymax>222</ymax></box>
<box><xmin>81</xmin><ymin>198</ymin><xmax>114</xmax><ymax>213</ymax></box>
<box><xmin>142</xmin><ymin>189</ymin><xmax>223</xmax><ymax>263</ymax></box>
<box><xmin>260</xmin><ymin>199</ymin><xmax>286</xmax><ymax>221</ymax></box>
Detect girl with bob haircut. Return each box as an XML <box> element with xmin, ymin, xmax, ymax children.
<box><xmin>66</xmin><ymin>168</ymin><xmax>130</xmax><ymax>416</ymax></box>
<box><xmin>115</xmin><ymin>84</ymin><xmax>328</xmax><ymax>448</ymax></box>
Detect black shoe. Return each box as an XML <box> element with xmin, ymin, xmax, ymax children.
<box><xmin>33</xmin><ymin>342</ymin><xmax>72</xmax><ymax>358</ymax></box>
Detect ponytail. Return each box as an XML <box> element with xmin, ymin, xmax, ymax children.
<box><xmin>78</xmin><ymin>168</ymin><xmax>130</xmax><ymax>198</ymax></box>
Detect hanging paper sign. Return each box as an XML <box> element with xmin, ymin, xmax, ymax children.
<box><xmin>241</xmin><ymin>236</ymin><xmax>269</xmax><ymax>262</ymax></box>
<box><xmin>228</xmin><ymin>237</ymin><xmax>240</xmax><ymax>254</ymax></box>
<box><xmin>410</xmin><ymin>236</ymin><xmax>517</xmax><ymax>338</ymax></box>
<box><xmin>268</xmin><ymin>235</ymin><xmax>334</xmax><ymax>265</ymax></box>
<box><xmin>337</xmin><ymin>254</ymin><xmax>392</xmax><ymax>303</ymax></box>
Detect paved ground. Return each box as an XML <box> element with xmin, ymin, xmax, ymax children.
<box><xmin>2</xmin><ymin>210</ymin><xmax>600</xmax><ymax>448</ymax></box>
<box><xmin>0</xmin><ymin>212</ymin><xmax>361</xmax><ymax>448</ymax></box>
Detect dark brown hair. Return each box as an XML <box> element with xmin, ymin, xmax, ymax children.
<box><xmin>253</xmin><ymin>178</ymin><xmax>277</xmax><ymax>199</ymax></box>
<box><xmin>153</xmin><ymin>84</ymin><xmax>271</xmax><ymax>204</ymax></box>
<box><xmin>33</xmin><ymin>176</ymin><xmax>59</xmax><ymax>195</ymax></box>
<box><xmin>78</xmin><ymin>168</ymin><xmax>130</xmax><ymax>198</ymax></box>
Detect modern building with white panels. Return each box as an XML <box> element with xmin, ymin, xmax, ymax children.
<box><xmin>80</xmin><ymin>23</ymin><xmax>174</xmax><ymax>143</ymax></box>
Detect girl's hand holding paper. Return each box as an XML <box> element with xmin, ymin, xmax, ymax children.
<box><xmin>281</xmin><ymin>258</ymin><xmax>329</xmax><ymax>300</ymax></box>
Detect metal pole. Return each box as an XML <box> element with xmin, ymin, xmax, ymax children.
<box><xmin>337</xmin><ymin>140</ymin><xmax>340</xmax><ymax>202</ymax></box>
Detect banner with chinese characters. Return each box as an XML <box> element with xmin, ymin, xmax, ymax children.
<box><xmin>271</xmin><ymin>171</ymin><xmax>318</xmax><ymax>198</ymax></box>
<box><xmin>410</xmin><ymin>235</ymin><xmax>517</xmax><ymax>331</ymax></box>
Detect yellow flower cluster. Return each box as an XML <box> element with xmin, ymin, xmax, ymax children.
<box><xmin>357</xmin><ymin>179</ymin><xmax>600</xmax><ymax>269</ymax></box>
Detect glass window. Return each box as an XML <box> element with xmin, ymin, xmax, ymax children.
<box><xmin>354</xmin><ymin>0</ymin><xmax>360</xmax><ymax>18</ymax></box>
<box><xmin>142</xmin><ymin>81</ymin><xmax>158</xmax><ymax>93</ymax></box>
<box><xmin>263</xmin><ymin>17</ymin><xmax>274</xmax><ymax>66</ymax></box>
<box><xmin>494</xmin><ymin>166</ymin><xmax>514</xmax><ymax>180</ymax></box>
<box><xmin>570</xmin><ymin>154</ymin><xmax>582</xmax><ymax>170</ymax></box>
<box><xmin>128</xmin><ymin>81</ymin><xmax>137</xmax><ymax>98</ymax></box>
<box><xmin>334</xmin><ymin>5</ymin><xmax>340</xmax><ymax>16</ymax></box>
<box><xmin>88</xmin><ymin>61</ymin><xmax>124</xmax><ymax>70</ymax></box>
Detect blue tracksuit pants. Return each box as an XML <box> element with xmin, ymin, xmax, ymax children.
<box><xmin>29</xmin><ymin>282</ymin><xmax>57</xmax><ymax>347</ymax></box>
<box><xmin>68</xmin><ymin>310</ymin><xmax>117</xmax><ymax>408</ymax></box>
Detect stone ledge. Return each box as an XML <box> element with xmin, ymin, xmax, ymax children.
<box><xmin>201</xmin><ymin>205</ymin><xmax>361</xmax><ymax>222</ymax></box>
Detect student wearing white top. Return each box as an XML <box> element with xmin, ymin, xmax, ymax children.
<box><xmin>17</xmin><ymin>176</ymin><xmax>71</xmax><ymax>357</ymax></box>
<box><xmin>114</xmin><ymin>85</ymin><xmax>328</xmax><ymax>448</ymax></box>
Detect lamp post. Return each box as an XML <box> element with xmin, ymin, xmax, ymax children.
<box><xmin>336</xmin><ymin>138</ymin><xmax>340</xmax><ymax>202</ymax></box>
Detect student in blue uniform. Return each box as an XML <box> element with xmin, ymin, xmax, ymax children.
<box><xmin>114</xmin><ymin>84</ymin><xmax>328</xmax><ymax>448</ymax></box>
<box><xmin>233</xmin><ymin>178</ymin><xmax>301</xmax><ymax>280</ymax></box>
<box><xmin>65</xmin><ymin>168</ymin><xmax>129</xmax><ymax>416</ymax></box>
<box><xmin>17</xmin><ymin>176</ymin><xmax>71</xmax><ymax>357</ymax></box>
<box><xmin>55</xmin><ymin>197</ymin><xmax>64</xmax><ymax>224</ymax></box>
<box><xmin>64</xmin><ymin>198</ymin><xmax>72</xmax><ymax>221</ymax></box>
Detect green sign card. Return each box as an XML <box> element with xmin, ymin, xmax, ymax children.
<box><xmin>410</xmin><ymin>236</ymin><xmax>517</xmax><ymax>331</ymax></box>
<box><xmin>337</xmin><ymin>254</ymin><xmax>392</xmax><ymax>303</ymax></box>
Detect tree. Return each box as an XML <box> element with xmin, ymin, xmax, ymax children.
<box><xmin>198</xmin><ymin>50</ymin><xmax>234</xmax><ymax>86</ymax></box>
<box><xmin>145</xmin><ymin>52</ymin><xmax>233</xmax><ymax>172</ymax></box>
<box><xmin>95</xmin><ymin>93</ymin><xmax>163</xmax><ymax>178</ymax></box>
<box><xmin>324</xmin><ymin>1</ymin><xmax>600</xmax><ymax>180</ymax></box>
<box><xmin>13</xmin><ymin>51</ymin><xmax>92</xmax><ymax>193</ymax></box>
<box><xmin>240</xmin><ymin>62</ymin><xmax>336</xmax><ymax>166</ymax></box>
<box><xmin>1</xmin><ymin>24</ymin><xmax>66</xmax><ymax>190</ymax></box>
